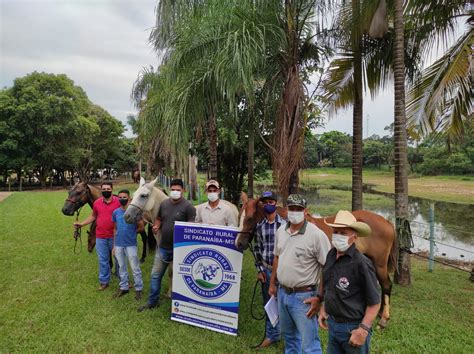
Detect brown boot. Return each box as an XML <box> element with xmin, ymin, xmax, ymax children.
<box><xmin>257</xmin><ymin>338</ymin><xmax>274</xmax><ymax>349</ymax></box>
<box><xmin>135</xmin><ymin>290</ymin><xmax>142</xmax><ymax>300</ymax></box>
<box><xmin>98</xmin><ymin>283</ymin><xmax>109</xmax><ymax>291</ymax></box>
<box><xmin>112</xmin><ymin>289</ymin><xmax>129</xmax><ymax>298</ymax></box>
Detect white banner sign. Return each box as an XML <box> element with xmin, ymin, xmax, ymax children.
<box><xmin>171</xmin><ymin>222</ymin><xmax>243</xmax><ymax>336</ymax></box>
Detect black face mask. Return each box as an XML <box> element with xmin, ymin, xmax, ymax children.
<box><xmin>119</xmin><ymin>198</ymin><xmax>128</xmax><ymax>206</ymax></box>
<box><xmin>102</xmin><ymin>191</ymin><xmax>112</xmax><ymax>199</ymax></box>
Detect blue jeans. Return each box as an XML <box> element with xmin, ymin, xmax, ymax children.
<box><xmin>96</xmin><ymin>238</ymin><xmax>113</xmax><ymax>284</ymax></box>
<box><xmin>147</xmin><ymin>247</ymin><xmax>173</xmax><ymax>306</ymax></box>
<box><xmin>115</xmin><ymin>246</ymin><xmax>143</xmax><ymax>291</ymax></box>
<box><xmin>278</xmin><ymin>287</ymin><xmax>322</xmax><ymax>354</ymax></box>
<box><xmin>261</xmin><ymin>269</ymin><xmax>280</xmax><ymax>342</ymax></box>
<box><xmin>328</xmin><ymin>318</ymin><xmax>371</xmax><ymax>354</ymax></box>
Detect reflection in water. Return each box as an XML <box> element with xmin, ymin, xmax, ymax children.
<box><xmin>305</xmin><ymin>189</ymin><xmax>474</xmax><ymax>262</ymax></box>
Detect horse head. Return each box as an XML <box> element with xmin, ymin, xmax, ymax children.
<box><xmin>235</xmin><ymin>192</ymin><xmax>266</xmax><ymax>251</ymax></box>
<box><xmin>61</xmin><ymin>182</ymin><xmax>90</xmax><ymax>216</ymax></box>
<box><xmin>124</xmin><ymin>177</ymin><xmax>168</xmax><ymax>224</ymax></box>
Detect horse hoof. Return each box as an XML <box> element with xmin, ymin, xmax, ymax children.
<box><xmin>377</xmin><ymin>318</ymin><xmax>388</xmax><ymax>329</ymax></box>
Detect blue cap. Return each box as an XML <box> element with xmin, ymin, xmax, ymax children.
<box><xmin>261</xmin><ymin>191</ymin><xmax>278</xmax><ymax>201</ymax></box>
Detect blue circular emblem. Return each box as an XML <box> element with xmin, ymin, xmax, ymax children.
<box><xmin>178</xmin><ymin>248</ymin><xmax>236</xmax><ymax>299</ymax></box>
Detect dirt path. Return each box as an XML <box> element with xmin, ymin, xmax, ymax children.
<box><xmin>0</xmin><ymin>192</ymin><xmax>12</xmax><ymax>203</ymax></box>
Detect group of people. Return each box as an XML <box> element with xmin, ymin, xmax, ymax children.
<box><xmin>253</xmin><ymin>192</ymin><xmax>381</xmax><ymax>353</ymax></box>
<box><xmin>74</xmin><ymin>179</ymin><xmax>381</xmax><ymax>354</ymax></box>
<box><xmin>73</xmin><ymin>179</ymin><xmax>236</xmax><ymax>306</ymax></box>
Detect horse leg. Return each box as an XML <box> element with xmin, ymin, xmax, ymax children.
<box><xmin>139</xmin><ymin>231</ymin><xmax>147</xmax><ymax>264</ymax></box>
<box><xmin>87</xmin><ymin>221</ymin><xmax>97</xmax><ymax>253</ymax></box>
<box><xmin>375</xmin><ymin>264</ymin><xmax>392</xmax><ymax>329</ymax></box>
<box><xmin>166</xmin><ymin>263</ymin><xmax>173</xmax><ymax>298</ymax></box>
<box><xmin>147</xmin><ymin>224</ymin><xmax>157</xmax><ymax>252</ymax></box>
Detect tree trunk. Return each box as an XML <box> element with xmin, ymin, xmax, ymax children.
<box><xmin>188</xmin><ymin>153</ymin><xmax>198</xmax><ymax>200</ymax></box>
<box><xmin>393</xmin><ymin>0</ymin><xmax>411</xmax><ymax>286</ymax></box>
<box><xmin>352</xmin><ymin>0</ymin><xmax>363</xmax><ymax>211</ymax></box>
<box><xmin>208</xmin><ymin>104</ymin><xmax>218</xmax><ymax>180</ymax></box>
<box><xmin>17</xmin><ymin>167</ymin><xmax>23</xmax><ymax>192</ymax></box>
<box><xmin>247</xmin><ymin>115</ymin><xmax>254</xmax><ymax>198</ymax></box>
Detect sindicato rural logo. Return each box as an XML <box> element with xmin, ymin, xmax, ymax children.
<box><xmin>178</xmin><ymin>248</ymin><xmax>237</xmax><ymax>299</ymax></box>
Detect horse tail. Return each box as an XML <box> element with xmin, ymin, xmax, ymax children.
<box><xmin>387</xmin><ymin>223</ymin><xmax>399</xmax><ymax>273</ymax></box>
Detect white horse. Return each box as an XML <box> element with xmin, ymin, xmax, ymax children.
<box><xmin>124</xmin><ymin>177</ymin><xmax>168</xmax><ymax>228</ymax></box>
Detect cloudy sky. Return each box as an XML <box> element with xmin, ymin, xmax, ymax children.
<box><xmin>1</xmin><ymin>0</ymin><xmax>395</xmax><ymax>137</ymax></box>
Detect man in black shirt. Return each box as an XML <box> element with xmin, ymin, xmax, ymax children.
<box><xmin>138</xmin><ymin>179</ymin><xmax>196</xmax><ymax>311</ymax></box>
<box><xmin>318</xmin><ymin>210</ymin><xmax>381</xmax><ymax>353</ymax></box>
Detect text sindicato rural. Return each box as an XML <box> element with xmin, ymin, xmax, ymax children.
<box><xmin>182</xmin><ymin>227</ymin><xmax>235</xmax><ymax>245</ymax></box>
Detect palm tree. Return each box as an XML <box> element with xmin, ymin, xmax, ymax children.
<box><xmin>146</xmin><ymin>0</ymin><xmax>328</xmax><ymax>198</ymax></box>
<box><xmin>393</xmin><ymin>0</ymin><xmax>410</xmax><ymax>285</ymax></box>
<box><xmin>406</xmin><ymin>3</ymin><xmax>473</xmax><ymax>142</ymax></box>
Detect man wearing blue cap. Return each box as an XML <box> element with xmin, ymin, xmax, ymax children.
<box><xmin>254</xmin><ymin>191</ymin><xmax>286</xmax><ymax>348</ymax></box>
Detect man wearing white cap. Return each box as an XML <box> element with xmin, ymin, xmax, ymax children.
<box><xmin>195</xmin><ymin>180</ymin><xmax>237</xmax><ymax>226</ymax></box>
<box><xmin>318</xmin><ymin>210</ymin><xmax>381</xmax><ymax>354</ymax></box>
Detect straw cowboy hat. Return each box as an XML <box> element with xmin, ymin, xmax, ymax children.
<box><xmin>325</xmin><ymin>210</ymin><xmax>371</xmax><ymax>237</ymax></box>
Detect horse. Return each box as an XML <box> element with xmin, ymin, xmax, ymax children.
<box><xmin>132</xmin><ymin>170</ymin><xmax>140</xmax><ymax>184</ymax></box>
<box><xmin>235</xmin><ymin>192</ymin><xmax>397</xmax><ymax>328</ymax></box>
<box><xmin>62</xmin><ymin>181</ymin><xmax>152</xmax><ymax>263</ymax></box>
<box><xmin>123</xmin><ymin>177</ymin><xmax>240</xmax><ymax>296</ymax></box>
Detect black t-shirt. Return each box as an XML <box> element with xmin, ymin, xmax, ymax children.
<box><xmin>322</xmin><ymin>244</ymin><xmax>381</xmax><ymax>322</ymax></box>
<box><xmin>157</xmin><ymin>198</ymin><xmax>196</xmax><ymax>250</ymax></box>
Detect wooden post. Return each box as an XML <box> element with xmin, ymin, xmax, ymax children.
<box><xmin>429</xmin><ymin>203</ymin><xmax>435</xmax><ymax>272</ymax></box>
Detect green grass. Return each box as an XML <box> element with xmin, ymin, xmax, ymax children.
<box><xmin>1</xmin><ymin>190</ymin><xmax>473</xmax><ymax>353</ymax></box>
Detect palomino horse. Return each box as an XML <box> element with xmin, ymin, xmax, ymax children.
<box><xmin>235</xmin><ymin>193</ymin><xmax>397</xmax><ymax>328</ymax></box>
<box><xmin>61</xmin><ymin>182</ymin><xmax>152</xmax><ymax>263</ymax></box>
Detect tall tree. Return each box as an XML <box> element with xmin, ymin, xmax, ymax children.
<box><xmin>393</xmin><ymin>0</ymin><xmax>410</xmax><ymax>285</ymax></box>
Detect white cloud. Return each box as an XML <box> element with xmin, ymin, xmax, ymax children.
<box><xmin>0</xmin><ymin>0</ymin><xmax>158</xmax><ymax>137</ymax></box>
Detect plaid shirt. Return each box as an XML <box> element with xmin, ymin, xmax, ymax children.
<box><xmin>253</xmin><ymin>214</ymin><xmax>286</xmax><ymax>272</ymax></box>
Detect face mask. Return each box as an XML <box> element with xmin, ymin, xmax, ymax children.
<box><xmin>207</xmin><ymin>192</ymin><xmax>219</xmax><ymax>202</ymax></box>
<box><xmin>170</xmin><ymin>190</ymin><xmax>182</xmax><ymax>200</ymax></box>
<box><xmin>263</xmin><ymin>204</ymin><xmax>277</xmax><ymax>214</ymax></box>
<box><xmin>119</xmin><ymin>198</ymin><xmax>128</xmax><ymax>206</ymax></box>
<box><xmin>288</xmin><ymin>211</ymin><xmax>304</xmax><ymax>224</ymax></box>
<box><xmin>102</xmin><ymin>191</ymin><xmax>112</xmax><ymax>199</ymax></box>
<box><xmin>332</xmin><ymin>233</ymin><xmax>351</xmax><ymax>252</ymax></box>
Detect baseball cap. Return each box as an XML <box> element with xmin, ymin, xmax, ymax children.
<box><xmin>205</xmin><ymin>180</ymin><xmax>220</xmax><ymax>189</ymax></box>
<box><xmin>261</xmin><ymin>191</ymin><xmax>278</xmax><ymax>201</ymax></box>
<box><xmin>286</xmin><ymin>194</ymin><xmax>307</xmax><ymax>208</ymax></box>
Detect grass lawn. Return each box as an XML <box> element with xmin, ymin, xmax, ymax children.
<box><xmin>297</xmin><ymin>168</ymin><xmax>474</xmax><ymax>204</ymax></box>
<box><xmin>1</xmin><ymin>189</ymin><xmax>473</xmax><ymax>353</ymax></box>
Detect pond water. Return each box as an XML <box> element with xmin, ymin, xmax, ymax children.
<box><xmin>303</xmin><ymin>189</ymin><xmax>474</xmax><ymax>263</ymax></box>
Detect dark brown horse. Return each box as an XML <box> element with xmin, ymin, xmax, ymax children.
<box><xmin>235</xmin><ymin>192</ymin><xmax>397</xmax><ymax>328</ymax></box>
<box><xmin>62</xmin><ymin>182</ymin><xmax>154</xmax><ymax>263</ymax></box>
<box><xmin>132</xmin><ymin>170</ymin><xmax>141</xmax><ymax>184</ymax></box>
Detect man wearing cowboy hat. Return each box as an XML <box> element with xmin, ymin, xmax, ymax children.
<box><xmin>318</xmin><ymin>210</ymin><xmax>381</xmax><ymax>354</ymax></box>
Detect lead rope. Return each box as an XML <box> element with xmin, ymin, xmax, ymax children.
<box><xmin>248</xmin><ymin>240</ymin><xmax>268</xmax><ymax>348</ymax></box>
<box><xmin>73</xmin><ymin>208</ymin><xmax>82</xmax><ymax>254</ymax></box>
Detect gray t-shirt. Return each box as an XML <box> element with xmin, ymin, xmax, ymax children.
<box><xmin>157</xmin><ymin>198</ymin><xmax>196</xmax><ymax>249</ymax></box>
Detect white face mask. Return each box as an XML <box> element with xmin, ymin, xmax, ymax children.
<box><xmin>170</xmin><ymin>190</ymin><xmax>182</xmax><ymax>200</ymax></box>
<box><xmin>207</xmin><ymin>192</ymin><xmax>219</xmax><ymax>202</ymax></box>
<box><xmin>332</xmin><ymin>233</ymin><xmax>351</xmax><ymax>252</ymax></box>
<box><xmin>287</xmin><ymin>211</ymin><xmax>305</xmax><ymax>224</ymax></box>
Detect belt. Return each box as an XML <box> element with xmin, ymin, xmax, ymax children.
<box><xmin>280</xmin><ymin>284</ymin><xmax>315</xmax><ymax>294</ymax></box>
<box><xmin>330</xmin><ymin>316</ymin><xmax>362</xmax><ymax>323</ymax></box>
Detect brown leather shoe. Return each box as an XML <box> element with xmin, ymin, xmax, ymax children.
<box><xmin>113</xmin><ymin>289</ymin><xmax>129</xmax><ymax>298</ymax></box>
<box><xmin>257</xmin><ymin>338</ymin><xmax>275</xmax><ymax>349</ymax></box>
<box><xmin>98</xmin><ymin>283</ymin><xmax>109</xmax><ymax>291</ymax></box>
<box><xmin>135</xmin><ymin>290</ymin><xmax>142</xmax><ymax>301</ymax></box>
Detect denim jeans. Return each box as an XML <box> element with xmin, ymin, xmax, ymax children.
<box><xmin>261</xmin><ymin>268</ymin><xmax>280</xmax><ymax>342</ymax></box>
<box><xmin>278</xmin><ymin>287</ymin><xmax>322</xmax><ymax>354</ymax></box>
<box><xmin>327</xmin><ymin>318</ymin><xmax>371</xmax><ymax>354</ymax></box>
<box><xmin>147</xmin><ymin>247</ymin><xmax>173</xmax><ymax>306</ymax></box>
<box><xmin>115</xmin><ymin>246</ymin><xmax>143</xmax><ymax>291</ymax></box>
<box><xmin>96</xmin><ymin>238</ymin><xmax>113</xmax><ymax>284</ymax></box>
